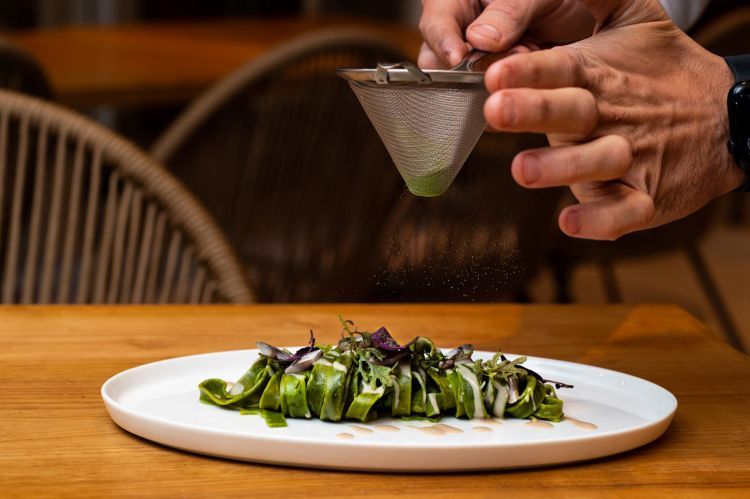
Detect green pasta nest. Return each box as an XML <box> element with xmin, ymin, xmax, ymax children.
<box><xmin>198</xmin><ymin>318</ymin><xmax>569</xmax><ymax>427</ymax></box>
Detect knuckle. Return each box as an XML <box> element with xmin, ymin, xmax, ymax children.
<box><xmin>581</xmin><ymin>92</ymin><xmax>599</xmax><ymax>131</ymax></box>
<box><xmin>602</xmin><ymin>217</ymin><xmax>624</xmax><ymax>241</ymax></box>
<box><xmin>562</xmin><ymin>48</ymin><xmax>591</xmax><ymax>88</ymax></box>
<box><xmin>614</xmin><ymin>194</ymin><xmax>654</xmax><ymax>240</ymax></box>
<box><xmin>417</xmin><ymin>16</ymin><xmax>433</xmax><ymax>36</ymax></box>
<box><xmin>534</xmin><ymin>93</ymin><xmax>551</xmax><ymax>123</ymax></box>
<box><xmin>610</xmin><ymin>135</ymin><xmax>633</xmax><ymax>171</ymax></box>
<box><xmin>635</xmin><ymin>195</ymin><xmax>655</xmax><ymax>226</ymax></box>
<box><xmin>485</xmin><ymin>1</ymin><xmax>525</xmax><ymax>31</ymax></box>
<box><xmin>497</xmin><ymin>61</ymin><xmax>518</xmax><ymax>88</ymax></box>
<box><xmin>566</xmin><ymin>149</ymin><xmax>585</xmax><ymax>178</ymax></box>
<box><xmin>500</xmin><ymin>92</ymin><xmax>518</xmax><ymax>127</ymax></box>
<box><xmin>419</xmin><ymin>18</ymin><xmax>444</xmax><ymax>44</ymax></box>
<box><xmin>526</xmin><ymin>59</ymin><xmax>542</xmax><ymax>87</ymax></box>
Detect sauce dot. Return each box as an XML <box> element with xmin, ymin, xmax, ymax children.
<box><xmin>525</xmin><ymin>420</ymin><xmax>554</xmax><ymax>429</ymax></box>
<box><xmin>374</xmin><ymin>424</ymin><xmax>400</xmax><ymax>432</ymax></box>
<box><xmin>349</xmin><ymin>425</ymin><xmax>374</xmax><ymax>434</ymax></box>
<box><xmin>566</xmin><ymin>417</ymin><xmax>598</xmax><ymax>430</ymax></box>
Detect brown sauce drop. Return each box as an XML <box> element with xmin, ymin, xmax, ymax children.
<box><xmin>412</xmin><ymin>424</ymin><xmax>464</xmax><ymax>436</ymax></box>
<box><xmin>349</xmin><ymin>425</ymin><xmax>374</xmax><ymax>434</ymax></box>
<box><xmin>434</xmin><ymin>424</ymin><xmax>463</xmax><ymax>434</ymax></box>
<box><xmin>566</xmin><ymin>417</ymin><xmax>598</xmax><ymax>430</ymax></box>
<box><xmin>482</xmin><ymin>418</ymin><xmax>503</xmax><ymax>425</ymax></box>
<box><xmin>525</xmin><ymin>419</ymin><xmax>554</xmax><ymax>429</ymax></box>
<box><xmin>336</xmin><ymin>432</ymin><xmax>355</xmax><ymax>439</ymax></box>
<box><xmin>472</xmin><ymin>426</ymin><xmax>492</xmax><ymax>433</ymax></box>
<box><xmin>374</xmin><ymin>424</ymin><xmax>400</xmax><ymax>432</ymax></box>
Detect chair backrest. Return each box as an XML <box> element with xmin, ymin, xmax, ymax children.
<box><xmin>151</xmin><ymin>29</ymin><xmax>407</xmax><ymax>302</ymax></box>
<box><xmin>0</xmin><ymin>38</ymin><xmax>52</xmax><ymax>98</ymax></box>
<box><xmin>694</xmin><ymin>7</ymin><xmax>750</xmax><ymax>55</ymax></box>
<box><xmin>0</xmin><ymin>89</ymin><xmax>253</xmax><ymax>303</ymax></box>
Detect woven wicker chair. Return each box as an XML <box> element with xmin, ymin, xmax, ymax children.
<box><xmin>0</xmin><ymin>89</ymin><xmax>253</xmax><ymax>303</ymax></box>
<box><xmin>0</xmin><ymin>38</ymin><xmax>52</xmax><ymax>98</ymax></box>
<box><xmin>151</xmin><ymin>29</ymin><xmax>407</xmax><ymax>302</ymax></box>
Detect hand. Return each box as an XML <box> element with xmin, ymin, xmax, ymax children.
<box><xmin>418</xmin><ymin>0</ymin><xmax>595</xmax><ymax>69</ymax></box>
<box><xmin>483</xmin><ymin>0</ymin><xmax>743</xmax><ymax>240</ymax></box>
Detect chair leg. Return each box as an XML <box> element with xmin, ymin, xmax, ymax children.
<box><xmin>685</xmin><ymin>243</ymin><xmax>745</xmax><ymax>352</ymax></box>
<box><xmin>549</xmin><ymin>253</ymin><xmax>574</xmax><ymax>303</ymax></box>
<box><xmin>599</xmin><ymin>258</ymin><xmax>622</xmax><ymax>303</ymax></box>
<box><xmin>727</xmin><ymin>193</ymin><xmax>746</xmax><ymax>226</ymax></box>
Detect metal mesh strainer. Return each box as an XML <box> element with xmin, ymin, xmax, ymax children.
<box><xmin>337</xmin><ymin>51</ymin><xmax>489</xmax><ymax>197</ymax></box>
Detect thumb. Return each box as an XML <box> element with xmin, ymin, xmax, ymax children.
<box><xmin>466</xmin><ymin>0</ymin><xmax>557</xmax><ymax>52</ymax></box>
<box><xmin>579</xmin><ymin>0</ymin><xmax>669</xmax><ymax>28</ymax></box>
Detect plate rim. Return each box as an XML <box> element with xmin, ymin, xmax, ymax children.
<box><xmin>101</xmin><ymin>348</ymin><xmax>678</xmax><ymax>452</ymax></box>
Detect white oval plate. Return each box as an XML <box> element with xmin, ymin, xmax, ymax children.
<box><xmin>102</xmin><ymin>349</ymin><xmax>677</xmax><ymax>472</ymax></box>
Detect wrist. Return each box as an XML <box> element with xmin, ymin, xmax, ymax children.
<box><xmin>724</xmin><ymin>54</ymin><xmax>750</xmax><ymax>192</ymax></box>
<box><xmin>712</xmin><ymin>54</ymin><xmax>746</xmax><ymax>193</ymax></box>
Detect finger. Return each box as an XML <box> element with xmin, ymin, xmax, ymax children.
<box><xmin>559</xmin><ymin>187</ymin><xmax>655</xmax><ymax>240</ymax></box>
<box><xmin>468</xmin><ymin>44</ymin><xmax>536</xmax><ymax>72</ymax></box>
<box><xmin>511</xmin><ymin>135</ymin><xmax>632</xmax><ymax>188</ymax></box>
<box><xmin>418</xmin><ymin>42</ymin><xmax>448</xmax><ymax>70</ymax></box>
<box><xmin>484</xmin><ymin>87</ymin><xmax>598</xmax><ymax>134</ymax></box>
<box><xmin>466</xmin><ymin>0</ymin><xmax>553</xmax><ymax>52</ymax></box>
<box><xmin>419</xmin><ymin>1</ymin><xmax>474</xmax><ymax>67</ymax></box>
<box><xmin>485</xmin><ymin>48</ymin><xmax>583</xmax><ymax>92</ymax></box>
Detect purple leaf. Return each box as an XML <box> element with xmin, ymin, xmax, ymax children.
<box><xmin>371</xmin><ymin>327</ymin><xmax>414</xmax><ymax>353</ymax></box>
<box><xmin>256</xmin><ymin>330</ymin><xmax>319</xmax><ymax>365</ymax></box>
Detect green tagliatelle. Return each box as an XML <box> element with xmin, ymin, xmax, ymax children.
<box><xmin>198</xmin><ymin>319</ymin><xmax>570</xmax><ymax>427</ymax></box>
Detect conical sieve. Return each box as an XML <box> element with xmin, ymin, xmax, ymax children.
<box><xmin>337</xmin><ymin>51</ymin><xmax>491</xmax><ymax>197</ymax></box>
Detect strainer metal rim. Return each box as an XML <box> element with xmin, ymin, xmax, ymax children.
<box><xmin>336</xmin><ymin>68</ymin><xmax>484</xmax><ymax>85</ymax></box>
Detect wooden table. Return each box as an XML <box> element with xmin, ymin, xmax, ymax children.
<box><xmin>6</xmin><ymin>18</ymin><xmax>422</xmax><ymax>108</ymax></box>
<box><xmin>2</xmin><ymin>304</ymin><xmax>749</xmax><ymax>497</ymax></box>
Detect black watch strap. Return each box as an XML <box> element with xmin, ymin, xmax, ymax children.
<box><xmin>725</xmin><ymin>55</ymin><xmax>750</xmax><ymax>192</ymax></box>
<box><xmin>727</xmin><ymin>55</ymin><xmax>750</xmax><ymax>81</ymax></box>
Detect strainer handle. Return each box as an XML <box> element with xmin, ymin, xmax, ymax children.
<box><xmin>373</xmin><ymin>50</ymin><xmax>492</xmax><ymax>84</ymax></box>
<box><xmin>375</xmin><ymin>62</ymin><xmax>431</xmax><ymax>84</ymax></box>
<box><xmin>451</xmin><ymin>50</ymin><xmax>491</xmax><ymax>72</ymax></box>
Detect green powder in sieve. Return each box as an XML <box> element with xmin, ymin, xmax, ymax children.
<box><xmin>402</xmin><ymin>168</ymin><xmax>457</xmax><ymax>197</ymax></box>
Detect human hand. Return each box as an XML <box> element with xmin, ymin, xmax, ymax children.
<box><xmin>483</xmin><ymin>0</ymin><xmax>743</xmax><ymax>240</ymax></box>
<box><xmin>418</xmin><ymin>0</ymin><xmax>595</xmax><ymax>69</ymax></box>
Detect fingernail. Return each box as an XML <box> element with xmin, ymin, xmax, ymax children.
<box><xmin>470</xmin><ymin>24</ymin><xmax>501</xmax><ymax>43</ymax></box>
<box><xmin>501</xmin><ymin>94</ymin><xmax>516</xmax><ymax>126</ymax></box>
<box><xmin>565</xmin><ymin>210</ymin><xmax>581</xmax><ymax>235</ymax></box>
<box><xmin>521</xmin><ymin>154</ymin><xmax>541</xmax><ymax>184</ymax></box>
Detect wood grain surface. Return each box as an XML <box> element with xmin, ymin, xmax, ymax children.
<box><xmin>1</xmin><ymin>304</ymin><xmax>749</xmax><ymax>497</ymax></box>
<box><xmin>6</xmin><ymin>18</ymin><xmax>422</xmax><ymax>108</ymax></box>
